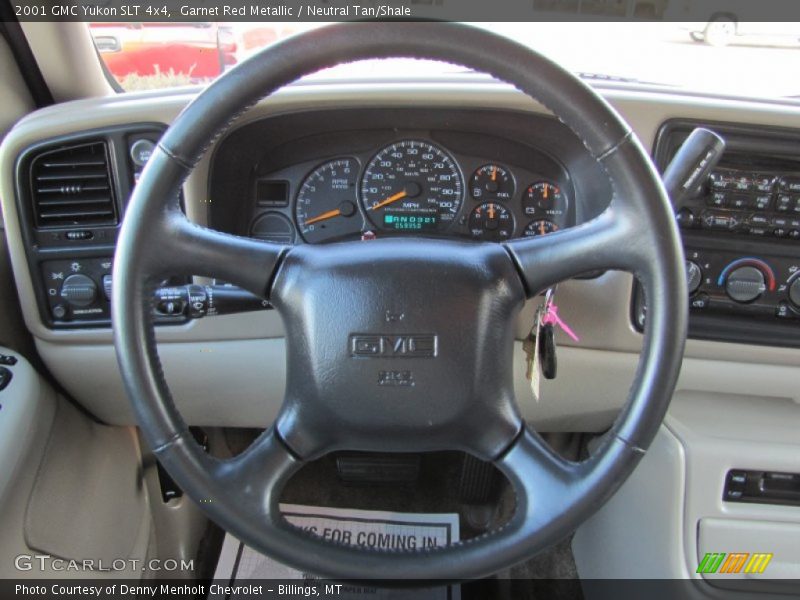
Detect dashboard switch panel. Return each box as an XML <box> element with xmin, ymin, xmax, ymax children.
<box><xmin>41</xmin><ymin>257</ymin><xmax>113</xmax><ymax>325</ymax></box>
<box><xmin>724</xmin><ymin>469</ymin><xmax>800</xmax><ymax>507</ymax></box>
<box><xmin>635</xmin><ymin>119</ymin><xmax>800</xmax><ymax>348</ymax></box>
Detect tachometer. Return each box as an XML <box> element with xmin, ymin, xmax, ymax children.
<box><xmin>296</xmin><ymin>158</ymin><xmax>361</xmax><ymax>243</ymax></box>
<box><xmin>361</xmin><ymin>140</ymin><xmax>463</xmax><ymax>232</ymax></box>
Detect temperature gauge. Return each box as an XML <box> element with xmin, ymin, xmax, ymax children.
<box><xmin>523</xmin><ymin>181</ymin><xmax>567</xmax><ymax>217</ymax></box>
<box><xmin>524</xmin><ymin>219</ymin><xmax>559</xmax><ymax>237</ymax></box>
<box><xmin>470</xmin><ymin>164</ymin><xmax>514</xmax><ymax>201</ymax></box>
<box><xmin>469</xmin><ymin>202</ymin><xmax>514</xmax><ymax>241</ymax></box>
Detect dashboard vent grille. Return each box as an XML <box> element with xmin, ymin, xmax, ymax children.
<box><xmin>29</xmin><ymin>141</ymin><xmax>117</xmax><ymax>228</ymax></box>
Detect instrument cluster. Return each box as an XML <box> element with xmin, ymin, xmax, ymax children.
<box><xmin>248</xmin><ymin>137</ymin><xmax>573</xmax><ymax>245</ymax></box>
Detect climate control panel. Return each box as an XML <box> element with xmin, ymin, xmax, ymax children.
<box><xmin>635</xmin><ymin>247</ymin><xmax>800</xmax><ymax>345</ymax></box>
<box><xmin>683</xmin><ymin>251</ymin><xmax>798</xmax><ymax>318</ymax></box>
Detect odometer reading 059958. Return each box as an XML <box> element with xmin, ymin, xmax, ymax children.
<box><xmin>360</xmin><ymin>140</ymin><xmax>463</xmax><ymax>232</ymax></box>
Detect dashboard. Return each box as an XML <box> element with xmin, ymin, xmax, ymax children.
<box><xmin>2</xmin><ymin>82</ymin><xmax>800</xmax><ymax>435</ymax></box>
<box><xmin>2</xmin><ymin>53</ymin><xmax>800</xmax><ymax>587</ymax></box>
<box><xmin>207</xmin><ymin>108</ymin><xmax>608</xmax><ymax>248</ymax></box>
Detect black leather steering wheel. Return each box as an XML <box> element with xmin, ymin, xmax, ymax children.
<box><xmin>112</xmin><ymin>22</ymin><xmax>687</xmax><ymax>581</ymax></box>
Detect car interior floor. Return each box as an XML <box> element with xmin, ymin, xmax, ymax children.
<box><xmin>208</xmin><ymin>428</ymin><xmax>583</xmax><ymax>596</ymax></box>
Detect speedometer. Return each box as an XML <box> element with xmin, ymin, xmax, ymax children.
<box><xmin>360</xmin><ymin>140</ymin><xmax>463</xmax><ymax>232</ymax></box>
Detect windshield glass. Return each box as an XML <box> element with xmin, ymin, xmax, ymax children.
<box><xmin>92</xmin><ymin>22</ymin><xmax>800</xmax><ymax>100</ymax></box>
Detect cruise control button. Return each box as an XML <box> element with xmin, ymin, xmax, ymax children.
<box><xmin>776</xmin><ymin>195</ymin><xmax>792</xmax><ymax>212</ymax></box>
<box><xmin>788</xmin><ymin>229</ymin><xmax>800</xmax><ymax>240</ymax></box>
<box><xmin>749</xmin><ymin>214</ymin><xmax>769</xmax><ymax>226</ymax></box>
<box><xmin>773</xmin><ymin>228</ymin><xmax>788</xmax><ymax>238</ymax></box>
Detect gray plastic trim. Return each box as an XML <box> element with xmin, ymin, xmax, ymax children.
<box><xmin>573</xmin><ymin>395</ymin><xmax>800</xmax><ymax>596</ymax></box>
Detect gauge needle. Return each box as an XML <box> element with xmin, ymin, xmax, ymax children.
<box><xmin>304</xmin><ymin>208</ymin><xmax>341</xmax><ymax>226</ymax></box>
<box><xmin>488</xmin><ymin>204</ymin><xmax>496</xmax><ymax>219</ymax></box>
<box><xmin>491</xmin><ymin>166</ymin><xmax>497</xmax><ymax>182</ymax></box>
<box><xmin>540</xmin><ymin>221</ymin><xmax>546</xmax><ymax>235</ymax></box>
<box><xmin>369</xmin><ymin>190</ymin><xmax>407</xmax><ymax>211</ymax></box>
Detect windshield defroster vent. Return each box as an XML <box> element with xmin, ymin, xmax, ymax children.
<box><xmin>29</xmin><ymin>141</ymin><xmax>118</xmax><ymax>228</ymax></box>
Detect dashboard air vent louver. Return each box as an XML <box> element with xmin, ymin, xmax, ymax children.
<box><xmin>29</xmin><ymin>141</ymin><xmax>117</xmax><ymax>228</ymax></box>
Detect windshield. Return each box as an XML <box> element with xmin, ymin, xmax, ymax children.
<box><xmin>92</xmin><ymin>22</ymin><xmax>800</xmax><ymax>100</ymax></box>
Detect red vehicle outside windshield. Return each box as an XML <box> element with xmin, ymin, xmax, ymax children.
<box><xmin>89</xmin><ymin>22</ymin><xmax>238</xmax><ymax>84</ymax></box>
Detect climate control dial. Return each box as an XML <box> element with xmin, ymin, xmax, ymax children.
<box><xmin>789</xmin><ymin>277</ymin><xmax>800</xmax><ymax>309</ymax></box>
<box><xmin>725</xmin><ymin>267</ymin><xmax>766</xmax><ymax>303</ymax></box>
<box><xmin>685</xmin><ymin>260</ymin><xmax>702</xmax><ymax>295</ymax></box>
<box><xmin>718</xmin><ymin>258</ymin><xmax>775</xmax><ymax>304</ymax></box>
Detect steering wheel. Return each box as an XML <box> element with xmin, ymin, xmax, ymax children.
<box><xmin>113</xmin><ymin>22</ymin><xmax>686</xmax><ymax>581</ymax></box>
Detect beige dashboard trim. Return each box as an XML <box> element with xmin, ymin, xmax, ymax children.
<box><xmin>2</xmin><ymin>82</ymin><xmax>800</xmax><ymax>424</ymax></box>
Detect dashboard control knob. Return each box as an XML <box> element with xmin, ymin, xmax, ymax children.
<box><xmin>60</xmin><ymin>274</ymin><xmax>97</xmax><ymax>308</ymax></box>
<box><xmin>675</xmin><ymin>208</ymin><xmax>695</xmax><ymax>228</ymax></box>
<box><xmin>130</xmin><ymin>138</ymin><xmax>155</xmax><ymax>167</ymax></box>
<box><xmin>789</xmin><ymin>278</ymin><xmax>800</xmax><ymax>308</ymax></box>
<box><xmin>725</xmin><ymin>266</ymin><xmax>766</xmax><ymax>303</ymax></box>
<box><xmin>685</xmin><ymin>260</ymin><xmax>702</xmax><ymax>294</ymax></box>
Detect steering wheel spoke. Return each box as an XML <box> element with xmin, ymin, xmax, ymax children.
<box><xmin>210</xmin><ymin>429</ymin><xmax>301</xmax><ymax>523</ymax></box>
<box><xmin>498</xmin><ymin>427</ymin><xmax>577</xmax><ymax>510</ymax></box>
<box><xmin>150</xmin><ymin>211</ymin><xmax>287</xmax><ymax>298</ymax></box>
<box><xmin>496</xmin><ymin>426</ymin><xmax>648</xmax><ymax>543</ymax></box>
<box><xmin>504</xmin><ymin>205</ymin><xmax>646</xmax><ymax>297</ymax></box>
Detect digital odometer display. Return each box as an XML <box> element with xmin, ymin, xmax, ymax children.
<box><xmin>360</xmin><ymin>140</ymin><xmax>463</xmax><ymax>232</ymax></box>
<box><xmin>383</xmin><ymin>211</ymin><xmax>438</xmax><ymax>231</ymax></box>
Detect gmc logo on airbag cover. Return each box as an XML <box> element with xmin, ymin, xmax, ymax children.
<box><xmin>349</xmin><ymin>334</ymin><xmax>438</xmax><ymax>358</ymax></box>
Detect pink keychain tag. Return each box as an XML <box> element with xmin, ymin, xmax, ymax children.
<box><xmin>542</xmin><ymin>304</ymin><xmax>580</xmax><ymax>342</ymax></box>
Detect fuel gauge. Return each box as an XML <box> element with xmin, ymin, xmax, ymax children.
<box><xmin>470</xmin><ymin>164</ymin><xmax>514</xmax><ymax>201</ymax></box>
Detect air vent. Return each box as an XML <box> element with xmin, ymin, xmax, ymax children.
<box><xmin>29</xmin><ymin>141</ymin><xmax>117</xmax><ymax>228</ymax></box>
